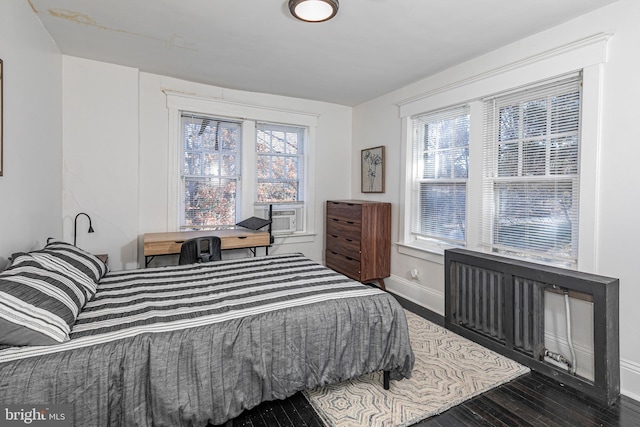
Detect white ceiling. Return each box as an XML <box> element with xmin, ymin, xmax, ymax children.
<box><xmin>28</xmin><ymin>0</ymin><xmax>618</xmax><ymax>106</ymax></box>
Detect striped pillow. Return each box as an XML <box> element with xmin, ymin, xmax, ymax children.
<box><xmin>10</xmin><ymin>251</ymin><xmax>99</xmax><ymax>300</ymax></box>
<box><xmin>0</xmin><ymin>259</ymin><xmax>89</xmax><ymax>345</ymax></box>
<box><xmin>43</xmin><ymin>240</ymin><xmax>108</xmax><ymax>283</ymax></box>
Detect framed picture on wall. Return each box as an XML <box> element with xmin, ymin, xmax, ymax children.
<box><xmin>361</xmin><ymin>145</ymin><xmax>385</xmax><ymax>193</ymax></box>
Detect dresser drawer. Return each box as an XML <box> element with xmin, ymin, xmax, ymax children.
<box><xmin>326</xmin><ymin>250</ymin><xmax>361</xmax><ymax>281</ymax></box>
<box><xmin>326</xmin><ymin>218</ymin><xmax>361</xmax><ymax>241</ymax></box>
<box><xmin>326</xmin><ymin>201</ymin><xmax>362</xmax><ymax>222</ymax></box>
<box><xmin>326</xmin><ymin>234</ymin><xmax>361</xmax><ymax>260</ymax></box>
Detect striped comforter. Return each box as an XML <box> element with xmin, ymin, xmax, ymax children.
<box><xmin>0</xmin><ymin>253</ymin><xmax>414</xmax><ymax>426</ymax></box>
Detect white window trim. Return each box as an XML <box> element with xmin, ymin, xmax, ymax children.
<box><xmin>165</xmin><ymin>92</ymin><xmax>319</xmax><ymax>243</ymax></box>
<box><xmin>397</xmin><ymin>33</ymin><xmax>609</xmax><ymax>272</ymax></box>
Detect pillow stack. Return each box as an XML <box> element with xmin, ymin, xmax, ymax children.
<box><xmin>0</xmin><ymin>241</ymin><xmax>108</xmax><ymax>346</ymax></box>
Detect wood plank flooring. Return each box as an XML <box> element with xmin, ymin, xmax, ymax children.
<box><xmin>226</xmin><ymin>370</ymin><xmax>640</xmax><ymax>427</ymax></box>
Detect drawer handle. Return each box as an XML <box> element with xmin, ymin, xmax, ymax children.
<box><xmin>345</xmin><ymin>256</ymin><xmax>354</xmax><ymax>261</ymax></box>
<box><xmin>347</xmin><ymin>221</ymin><xmax>354</xmax><ymax>224</ymax></box>
<box><xmin>237</xmin><ymin>236</ymin><xmax>247</xmax><ymax>239</ymax></box>
<box><xmin>331</xmin><ymin>235</ymin><xmax>338</xmax><ymax>238</ymax></box>
<box><xmin>332</xmin><ymin>218</ymin><xmax>339</xmax><ymax>222</ymax></box>
<box><xmin>346</xmin><ymin>238</ymin><xmax>353</xmax><ymax>242</ymax></box>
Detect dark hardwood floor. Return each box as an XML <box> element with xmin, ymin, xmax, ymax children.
<box><xmin>223</xmin><ymin>294</ymin><xmax>640</xmax><ymax>426</ymax></box>
<box><xmin>228</xmin><ymin>371</ymin><xmax>640</xmax><ymax>427</ymax></box>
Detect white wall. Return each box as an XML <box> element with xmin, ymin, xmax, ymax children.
<box><xmin>61</xmin><ymin>60</ymin><xmax>352</xmax><ymax>269</ymax></box>
<box><xmin>0</xmin><ymin>1</ymin><xmax>62</xmax><ymax>267</ymax></box>
<box><xmin>352</xmin><ymin>0</ymin><xmax>640</xmax><ymax>399</ymax></box>
<box><xmin>62</xmin><ymin>56</ymin><xmax>139</xmax><ymax>270</ymax></box>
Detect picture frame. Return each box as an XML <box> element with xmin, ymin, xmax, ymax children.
<box><xmin>361</xmin><ymin>145</ymin><xmax>385</xmax><ymax>193</ymax></box>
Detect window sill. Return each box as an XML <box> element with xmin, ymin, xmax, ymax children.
<box><xmin>272</xmin><ymin>232</ymin><xmax>316</xmax><ymax>245</ymax></box>
<box><xmin>395</xmin><ymin>242</ymin><xmax>451</xmax><ymax>265</ymax></box>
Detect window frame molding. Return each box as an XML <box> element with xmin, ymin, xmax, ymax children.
<box><xmin>165</xmin><ymin>92</ymin><xmax>319</xmax><ymax>243</ymax></box>
<box><xmin>397</xmin><ymin>33</ymin><xmax>609</xmax><ymax>272</ymax></box>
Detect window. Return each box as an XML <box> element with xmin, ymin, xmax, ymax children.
<box><xmin>403</xmin><ymin>75</ymin><xmax>583</xmax><ymax>267</ymax></box>
<box><xmin>482</xmin><ymin>75</ymin><xmax>582</xmax><ymax>267</ymax></box>
<box><xmin>180</xmin><ymin>113</ymin><xmax>242</xmax><ymax>228</ymax></box>
<box><xmin>410</xmin><ymin>106</ymin><xmax>470</xmax><ymax>246</ymax></box>
<box><xmin>256</xmin><ymin>123</ymin><xmax>305</xmax><ymax>204</ymax></box>
<box><xmin>167</xmin><ymin>92</ymin><xmax>318</xmax><ymax>239</ymax></box>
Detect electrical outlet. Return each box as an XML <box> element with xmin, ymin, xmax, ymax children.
<box><xmin>410</xmin><ymin>268</ymin><xmax>420</xmax><ymax>280</ymax></box>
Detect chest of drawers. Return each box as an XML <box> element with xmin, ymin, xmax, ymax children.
<box><xmin>325</xmin><ymin>200</ymin><xmax>391</xmax><ymax>289</ymax></box>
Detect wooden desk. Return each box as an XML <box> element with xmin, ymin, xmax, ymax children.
<box><xmin>144</xmin><ymin>229</ymin><xmax>271</xmax><ymax>266</ymax></box>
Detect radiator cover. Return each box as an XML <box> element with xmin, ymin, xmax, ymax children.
<box><xmin>444</xmin><ymin>248</ymin><xmax>619</xmax><ymax>405</ymax></box>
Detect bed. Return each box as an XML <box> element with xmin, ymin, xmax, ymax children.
<box><xmin>0</xmin><ymin>241</ymin><xmax>414</xmax><ymax>426</ymax></box>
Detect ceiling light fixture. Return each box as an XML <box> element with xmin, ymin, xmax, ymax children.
<box><xmin>289</xmin><ymin>0</ymin><xmax>339</xmax><ymax>23</ymax></box>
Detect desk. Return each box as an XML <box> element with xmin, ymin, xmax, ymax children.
<box><xmin>144</xmin><ymin>229</ymin><xmax>271</xmax><ymax>267</ymax></box>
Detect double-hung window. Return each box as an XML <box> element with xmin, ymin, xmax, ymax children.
<box><xmin>168</xmin><ymin>92</ymin><xmax>317</xmax><ymax>237</ymax></box>
<box><xmin>404</xmin><ymin>74</ymin><xmax>583</xmax><ymax>267</ymax></box>
<box><xmin>410</xmin><ymin>106</ymin><xmax>470</xmax><ymax>247</ymax></box>
<box><xmin>180</xmin><ymin>113</ymin><xmax>242</xmax><ymax>228</ymax></box>
<box><xmin>482</xmin><ymin>75</ymin><xmax>582</xmax><ymax>267</ymax></box>
<box><xmin>256</xmin><ymin>123</ymin><xmax>305</xmax><ymax>204</ymax></box>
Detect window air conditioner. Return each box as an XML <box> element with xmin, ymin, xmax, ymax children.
<box><xmin>271</xmin><ymin>209</ymin><xmax>297</xmax><ymax>233</ymax></box>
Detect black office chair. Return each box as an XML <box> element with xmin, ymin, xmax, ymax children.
<box><xmin>178</xmin><ymin>236</ymin><xmax>222</xmax><ymax>265</ymax></box>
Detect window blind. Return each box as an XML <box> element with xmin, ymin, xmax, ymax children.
<box><xmin>481</xmin><ymin>75</ymin><xmax>582</xmax><ymax>266</ymax></box>
<box><xmin>411</xmin><ymin>105</ymin><xmax>470</xmax><ymax>245</ymax></box>
<box><xmin>181</xmin><ymin>113</ymin><xmax>242</xmax><ymax>228</ymax></box>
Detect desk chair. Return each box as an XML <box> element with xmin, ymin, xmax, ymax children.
<box><xmin>178</xmin><ymin>236</ymin><xmax>222</xmax><ymax>265</ymax></box>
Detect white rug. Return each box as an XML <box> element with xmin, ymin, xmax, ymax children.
<box><xmin>304</xmin><ymin>310</ymin><xmax>530</xmax><ymax>427</ymax></box>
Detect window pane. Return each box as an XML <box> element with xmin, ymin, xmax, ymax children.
<box><xmin>551</xmin><ymin>92</ymin><xmax>580</xmax><ymax>134</ymax></box>
<box><xmin>271</xmin><ymin>156</ymin><xmax>285</xmax><ymax>179</ymax></box>
<box><xmin>203</xmin><ymin>153</ymin><xmax>218</xmax><ymax>176</ymax></box>
<box><xmin>183</xmin><ymin>178</ymin><xmax>237</xmax><ymax>227</ymax></box>
<box><xmin>453</xmin><ymin>148</ymin><xmax>469</xmax><ymax>178</ymax></box>
<box><xmin>499</xmin><ymin>105</ymin><xmax>519</xmax><ymax>141</ymax></box>
<box><xmin>221</xmin><ymin>154</ymin><xmax>237</xmax><ymax>176</ymax></box>
<box><xmin>184</xmin><ymin>152</ymin><xmax>201</xmax><ymax>175</ymax></box>
<box><xmin>257</xmin><ymin>182</ymin><xmax>299</xmax><ymax>203</ymax></box>
<box><xmin>272</xmin><ymin>132</ymin><xmax>285</xmax><ymax>153</ymax></box>
<box><xmin>286</xmin><ymin>133</ymin><xmax>299</xmax><ymax>154</ymax></box>
<box><xmin>257</xmin><ymin>156</ymin><xmax>269</xmax><ymax>178</ymax></box>
<box><xmin>550</xmin><ymin>136</ymin><xmax>578</xmax><ymax>175</ymax></box>
<box><xmin>493</xmin><ymin>180</ymin><xmax>575</xmax><ymax>254</ymax></box>
<box><xmin>220</xmin><ymin>124</ymin><xmax>238</xmax><ymax>151</ymax></box>
<box><xmin>419</xmin><ymin>183</ymin><xmax>466</xmax><ymax>243</ymax></box>
<box><xmin>522</xmin><ymin>140</ymin><xmax>546</xmax><ymax>176</ymax></box>
<box><xmin>498</xmin><ymin>142</ymin><xmax>518</xmax><ymax>177</ymax></box>
<box><xmin>256</xmin><ymin>130</ymin><xmax>269</xmax><ymax>153</ymax></box>
<box><xmin>523</xmin><ymin>99</ymin><xmax>547</xmax><ymax>137</ymax></box>
<box><xmin>286</xmin><ymin>157</ymin><xmax>299</xmax><ymax>180</ymax></box>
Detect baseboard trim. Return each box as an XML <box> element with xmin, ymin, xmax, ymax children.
<box><xmin>385</xmin><ymin>274</ymin><xmax>444</xmax><ymax>316</ymax></box>
<box><xmin>621</xmin><ymin>358</ymin><xmax>640</xmax><ymax>401</ymax></box>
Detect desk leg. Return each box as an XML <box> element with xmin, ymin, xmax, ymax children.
<box><xmin>145</xmin><ymin>256</ymin><xmax>154</xmax><ymax>268</ymax></box>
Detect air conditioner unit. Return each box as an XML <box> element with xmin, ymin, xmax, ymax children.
<box><xmin>271</xmin><ymin>209</ymin><xmax>297</xmax><ymax>233</ymax></box>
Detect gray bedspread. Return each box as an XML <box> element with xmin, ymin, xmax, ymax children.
<box><xmin>0</xmin><ymin>253</ymin><xmax>414</xmax><ymax>426</ymax></box>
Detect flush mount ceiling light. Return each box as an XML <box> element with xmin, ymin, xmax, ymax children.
<box><xmin>289</xmin><ymin>0</ymin><xmax>339</xmax><ymax>23</ymax></box>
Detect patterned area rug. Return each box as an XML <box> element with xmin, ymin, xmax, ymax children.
<box><xmin>304</xmin><ymin>310</ymin><xmax>530</xmax><ymax>427</ymax></box>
